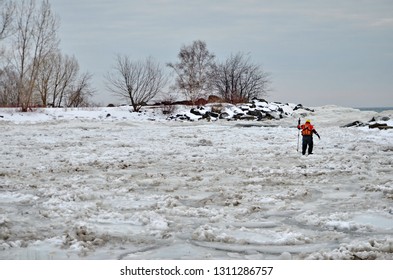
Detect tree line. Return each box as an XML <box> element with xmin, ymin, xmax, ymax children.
<box><xmin>1</xmin><ymin>0</ymin><xmax>270</xmax><ymax>112</ymax></box>
<box><xmin>107</xmin><ymin>41</ymin><xmax>270</xmax><ymax>112</ymax></box>
<box><xmin>0</xmin><ymin>0</ymin><xmax>93</xmax><ymax>111</ymax></box>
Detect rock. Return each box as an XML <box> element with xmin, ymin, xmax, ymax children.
<box><xmin>219</xmin><ymin>112</ymin><xmax>230</xmax><ymax>119</ymax></box>
<box><xmin>190</xmin><ymin>108</ymin><xmax>202</xmax><ymax>116</ymax></box>
<box><xmin>342</xmin><ymin>121</ymin><xmax>367</xmax><ymax>128</ymax></box>
<box><xmin>369</xmin><ymin>123</ymin><xmax>386</xmax><ymax>129</ymax></box>
<box><xmin>239</xmin><ymin>115</ymin><xmax>257</xmax><ymax>121</ymax></box>
<box><xmin>369</xmin><ymin>123</ymin><xmax>393</xmax><ymax>130</ymax></box>
<box><xmin>293</xmin><ymin>104</ymin><xmax>314</xmax><ymax>112</ymax></box>
<box><xmin>168</xmin><ymin>99</ymin><xmax>303</xmax><ymax>122</ymax></box>
<box><xmin>267</xmin><ymin>111</ymin><xmax>282</xmax><ymax>120</ymax></box>
<box><xmin>210</xmin><ymin>112</ymin><xmax>219</xmax><ymax>118</ymax></box>
<box><xmin>293</xmin><ymin>104</ymin><xmax>304</xmax><ymax>110</ymax></box>
<box><xmin>202</xmin><ymin>111</ymin><xmax>220</xmax><ymax>121</ymax></box>
<box><xmin>247</xmin><ymin>109</ymin><xmax>264</xmax><ymax>120</ymax></box>
<box><xmin>233</xmin><ymin>113</ymin><xmax>247</xmax><ymax>120</ymax></box>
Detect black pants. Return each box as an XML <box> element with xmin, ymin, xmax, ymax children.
<box><xmin>302</xmin><ymin>135</ymin><xmax>313</xmax><ymax>155</ymax></box>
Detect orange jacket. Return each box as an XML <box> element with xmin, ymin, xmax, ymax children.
<box><xmin>298</xmin><ymin>122</ymin><xmax>317</xmax><ymax>136</ymax></box>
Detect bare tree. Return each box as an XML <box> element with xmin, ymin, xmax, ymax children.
<box><xmin>1</xmin><ymin>0</ymin><xmax>92</xmax><ymax>109</ymax></box>
<box><xmin>0</xmin><ymin>0</ymin><xmax>14</xmax><ymax>40</ymax></box>
<box><xmin>0</xmin><ymin>66</ymin><xmax>18</xmax><ymax>106</ymax></box>
<box><xmin>106</xmin><ymin>55</ymin><xmax>167</xmax><ymax>112</ymax></box>
<box><xmin>65</xmin><ymin>72</ymin><xmax>93</xmax><ymax>107</ymax></box>
<box><xmin>53</xmin><ymin>54</ymin><xmax>80</xmax><ymax>107</ymax></box>
<box><xmin>167</xmin><ymin>40</ymin><xmax>215</xmax><ymax>104</ymax></box>
<box><xmin>11</xmin><ymin>0</ymin><xmax>59</xmax><ymax>111</ymax></box>
<box><xmin>0</xmin><ymin>1</ymin><xmax>17</xmax><ymax>106</ymax></box>
<box><xmin>35</xmin><ymin>50</ymin><xmax>55</xmax><ymax>106</ymax></box>
<box><xmin>0</xmin><ymin>0</ymin><xmax>15</xmax><ymax>65</ymax></box>
<box><xmin>36</xmin><ymin>51</ymin><xmax>79</xmax><ymax>107</ymax></box>
<box><xmin>213</xmin><ymin>52</ymin><xmax>270</xmax><ymax>104</ymax></box>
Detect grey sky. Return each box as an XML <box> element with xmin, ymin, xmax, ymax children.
<box><xmin>50</xmin><ymin>0</ymin><xmax>393</xmax><ymax>107</ymax></box>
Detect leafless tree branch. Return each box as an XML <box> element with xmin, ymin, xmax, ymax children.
<box><xmin>106</xmin><ymin>55</ymin><xmax>167</xmax><ymax>112</ymax></box>
<box><xmin>167</xmin><ymin>40</ymin><xmax>215</xmax><ymax>104</ymax></box>
<box><xmin>213</xmin><ymin>52</ymin><xmax>270</xmax><ymax>103</ymax></box>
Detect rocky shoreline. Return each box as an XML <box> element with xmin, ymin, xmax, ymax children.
<box><xmin>167</xmin><ymin>99</ymin><xmax>313</xmax><ymax>122</ymax></box>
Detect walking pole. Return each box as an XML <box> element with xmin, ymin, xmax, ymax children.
<box><xmin>297</xmin><ymin>118</ymin><xmax>300</xmax><ymax>152</ymax></box>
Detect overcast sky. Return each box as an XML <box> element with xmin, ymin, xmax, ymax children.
<box><xmin>50</xmin><ymin>0</ymin><xmax>393</xmax><ymax>107</ymax></box>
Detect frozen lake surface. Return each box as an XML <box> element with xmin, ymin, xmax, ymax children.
<box><xmin>0</xmin><ymin>105</ymin><xmax>392</xmax><ymax>259</ymax></box>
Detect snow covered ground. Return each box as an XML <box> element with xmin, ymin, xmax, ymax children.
<box><xmin>0</xmin><ymin>105</ymin><xmax>392</xmax><ymax>260</ymax></box>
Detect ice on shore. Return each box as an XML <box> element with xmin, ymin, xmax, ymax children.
<box><xmin>0</xmin><ymin>105</ymin><xmax>392</xmax><ymax>259</ymax></box>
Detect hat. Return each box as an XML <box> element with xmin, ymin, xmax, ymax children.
<box><xmin>306</xmin><ymin>119</ymin><xmax>311</xmax><ymax>123</ymax></box>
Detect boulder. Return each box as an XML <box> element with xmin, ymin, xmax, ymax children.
<box><xmin>369</xmin><ymin>123</ymin><xmax>393</xmax><ymax>130</ymax></box>
<box><xmin>293</xmin><ymin>104</ymin><xmax>314</xmax><ymax>112</ymax></box>
<box><xmin>342</xmin><ymin>121</ymin><xmax>367</xmax><ymax>128</ymax></box>
<box><xmin>190</xmin><ymin>108</ymin><xmax>203</xmax><ymax>116</ymax></box>
<box><xmin>247</xmin><ymin>109</ymin><xmax>264</xmax><ymax>120</ymax></box>
<box><xmin>219</xmin><ymin>112</ymin><xmax>230</xmax><ymax>119</ymax></box>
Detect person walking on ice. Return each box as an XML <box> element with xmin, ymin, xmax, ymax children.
<box><xmin>297</xmin><ymin>119</ymin><xmax>320</xmax><ymax>155</ymax></box>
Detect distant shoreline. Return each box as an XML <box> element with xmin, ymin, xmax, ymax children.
<box><xmin>355</xmin><ymin>107</ymin><xmax>393</xmax><ymax>113</ymax></box>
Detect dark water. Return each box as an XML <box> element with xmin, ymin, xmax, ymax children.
<box><xmin>356</xmin><ymin>107</ymin><xmax>393</xmax><ymax>113</ymax></box>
